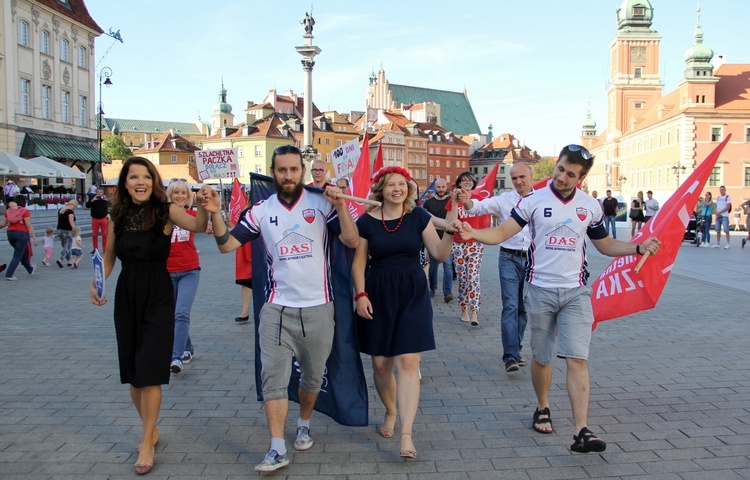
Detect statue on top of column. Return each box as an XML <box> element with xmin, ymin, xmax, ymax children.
<box><xmin>302</xmin><ymin>12</ymin><xmax>315</xmax><ymax>34</ymax></box>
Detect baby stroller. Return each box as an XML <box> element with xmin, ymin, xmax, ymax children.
<box><xmin>683</xmin><ymin>213</ymin><xmax>703</xmax><ymax>246</ymax></box>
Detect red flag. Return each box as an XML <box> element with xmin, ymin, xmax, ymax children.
<box><xmin>228</xmin><ymin>178</ymin><xmax>245</xmax><ymax>225</ymax></box>
<box><xmin>373</xmin><ymin>138</ymin><xmax>384</xmax><ymax>173</ymax></box>
<box><xmin>346</xmin><ymin>133</ymin><xmax>371</xmax><ymax>221</ymax></box>
<box><xmin>532</xmin><ymin>176</ymin><xmax>551</xmax><ymax>190</ymax></box>
<box><xmin>591</xmin><ymin>135</ymin><xmax>731</xmax><ymax>328</ymax></box>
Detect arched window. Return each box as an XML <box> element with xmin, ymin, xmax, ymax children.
<box><xmin>41</xmin><ymin>30</ymin><xmax>50</xmax><ymax>54</ymax></box>
<box><xmin>18</xmin><ymin>20</ymin><xmax>30</xmax><ymax>46</ymax></box>
<box><xmin>78</xmin><ymin>46</ymin><xmax>86</xmax><ymax>68</ymax></box>
<box><xmin>60</xmin><ymin>38</ymin><xmax>69</xmax><ymax>62</ymax></box>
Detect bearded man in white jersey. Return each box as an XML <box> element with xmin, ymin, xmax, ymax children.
<box><xmin>457</xmin><ymin>144</ymin><xmax>661</xmax><ymax>454</ymax></box>
<box><xmin>205</xmin><ymin>145</ymin><xmax>359</xmax><ymax>472</ymax></box>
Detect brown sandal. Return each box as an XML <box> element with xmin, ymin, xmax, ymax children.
<box><xmin>400</xmin><ymin>433</ymin><xmax>417</xmax><ymax>459</ymax></box>
<box><xmin>378</xmin><ymin>413</ymin><xmax>396</xmax><ymax>438</ymax></box>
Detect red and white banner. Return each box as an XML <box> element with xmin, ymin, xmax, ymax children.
<box><xmin>591</xmin><ymin>135</ymin><xmax>731</xmax><ymax>327</ymax></box>
<box><xmin>228</xmin><ymin>177</ymin><xmax>245</xmax><ymax>225</ymax></box>
<box><xmin>345</xmin><ymin>133</ymin><xmax>372</xmax><ymax>221</ymax></box>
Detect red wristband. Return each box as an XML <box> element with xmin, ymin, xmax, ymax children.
<box><xmin>354</xmin><ymin>292</ymin><xmax>369</xmax><ymax>301</ymax></box>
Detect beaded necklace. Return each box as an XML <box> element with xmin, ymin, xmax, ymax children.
<box><xmin>381</xmin><ymin>205</ymin><xmax>406</xmax><ymax>233</ymax></box>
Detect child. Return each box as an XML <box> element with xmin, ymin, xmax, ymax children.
<box><xmin>70</xmin><ymin>226</ymin><xmax>83</xmax><ymax>268</ymax></box>
<box><xmin>42</xmin><ymin>227</ymin><xmax>55</xmax><ymax>266</ymax></box>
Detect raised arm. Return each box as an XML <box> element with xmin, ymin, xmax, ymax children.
<box><xmin>459</xmin><ymin>217</ymin><xmax>522</xmax><ymax>245</ymax></box>
<box><xmin>325</xmin><ymin>186</ymin><xmax>359</xmax><ymax>249</ymax></box>
<box><xmin>200</xmin><ymin>186</ymin><xmax>243</xmax><ymax>253</ymax></box>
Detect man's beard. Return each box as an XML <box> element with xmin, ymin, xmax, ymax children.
<box><xmin>274</xmin><ymin>178</ymin><xmax>304</xmax><ymax>201</ymax></box>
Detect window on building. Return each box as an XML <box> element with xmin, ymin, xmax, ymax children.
<box><xmin>635</xmin><ymin>102</ymin><xmax>643</xmax><ymax>109</ymax></box>
<box><xmin>237</xmin><ymin>146</ymin><xmax>243</xmax><ymax>157</ymax></box>
<box><xmin>60</xmin><ymin>38</ymin><xmax>70</xmax><ymax>62</ymax></box>
<box><xmin>255</xmin><ymin>145</ymin><xmax>262</xmax><ymax>156</ymax></box>
<box><xmin>676</xmin><ymin>129</ymin><xmax>680</xmax><ymax>142</ymax></box>
<box><xmin>500</xmin><ymin>178</ymin><xmax>506</xmax><ymax>189</ymax></box>
<box><xmin>188</xmin><ymin>155</ymin><xmax>194</xmax><ymax>163</ymax></box>
<box><xmin>317</xmin><ymin>137</ymin><xmax>321</xmax><ymax>144</ymax></box>
<box><xmin>255</xmin><ymin>165</ymin><xmax>262</xmax><ymax>173</ymax></box>
<box><xmin>634</xmin><ymin>68</ymin><xmax>642</xmax><ymax>78</ymax></box>
<box><xmin>337</xmin><ymin>140</ymin><xmax>342</xmax><ymax>147</ymax></box>
<box><xmin>633</xmin><ymin>6</ymin><xmax>645</xmax><ymax>15</ymax></box>
<box><xmin>446</xmin><ymin>160</ymin><xmax>451</xmax><ymax>168</ymax></box>
<box><xmin>171</xmin><ymin>155</ymin><xmax>177</xmax><ymax>163</ymax></box>
<box><xmin>42</xmin><ymin>85</ymin><xmax>51</xmax><ymax>119</ymax></box>
<box><xmin>744</xmin><ymin>167</ymin><xmax>750</xmax><ymax>187</ymax></box>
<box><xmin>745</xmin><ymin>127</ymin><xmax>750</xmax><ymax>142</ymax></box>
<box><xmin>78</xmin><ymin>96</ymin><xmax>87</xmax><ymax>127</ymax></box>
<box><xmin>429</xmin><ymin>174</ymin><xmax>434</xmax><ymax>182</ymax></box>
<box><xmin>436</xmin><ymin>160</ymin><xmax>440</xmax><ymax>168</ymax></box>
<box><xmin>78</xmin><ymin>46</ymin><xmax>87</xmax><ymax>68</ymax></box>
<box><xmin>446</xmin><ymin>175</ymin><xmax>451</xmax><ymax>183</ymax></box>
<box><xmin>429</xmin><ymin>160</ymin><xmax>433</xmax><ymax>167</ymax></box>
<box><xmin>61</xmin><ymin>91</ymin><xmax>70</xmax><ymax>123</ymax></box>
<box><xmin>446</xmin><ymin>149</ymin><xmax>451</xmax><ymax>155</ymax></box>
<box><xmin>325</xmin><ymin>138</ymin><xmax>330</xmax><ymax>145</ymax></box>
<box><xmin>19</xmin><ymin>79</ymin><xmax>31</xmax><ymax>115</ymax></box>
<box><xmin>483</xmin><ymin>166</ymin><xmax>488</xmax><ymax>174</ymax></box>
<box><xmin>709</xmin><ymin>166</ymin><xmax>720</xmax><ymax>186</ymax></box>
<box><xmin>41</xmin><ymin>30</ymin><xmax>50</xmax><ymax>54</ymax></box>
<box><xmin>711</xmin><ymin>127</ymin><xmax>723</xmax><ymax>142</ymax></box>
<box><xmin>18</xmin><ymin>20</ymin><xmax>29</xmax><ymax>46</ymax></box>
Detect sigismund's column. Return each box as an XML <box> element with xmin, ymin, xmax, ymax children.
<box><xmin>296</xmin><ymin>12</ymin><xmax>321</xmax><ymax>163</ymax></box>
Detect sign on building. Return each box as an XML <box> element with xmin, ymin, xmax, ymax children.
<box><xmin>195</xmin><ymin>148</ymin><xmax>239</xmax><ymax>180</ymax></box>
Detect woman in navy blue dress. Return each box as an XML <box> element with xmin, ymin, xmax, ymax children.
<box><xmin>353</xmin><ymin>166</ymin><xmax>457</xmax><ymax>460</ymax></box>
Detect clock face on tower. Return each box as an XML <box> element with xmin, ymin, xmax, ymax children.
<box><xmin>631</xmin><ymin>46</ymin><xmax>646</xmax><ymax>63</ymax></box>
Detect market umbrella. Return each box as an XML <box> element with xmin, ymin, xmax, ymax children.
<box><xmin>0</xmin><ymin>152</ymin><xmax>55</xmax><ymax>177</ymax></box>
<box><xmin>28</xmin><ymin>156</ymin><xmax>85</xmax><ymax>179</ymax></box>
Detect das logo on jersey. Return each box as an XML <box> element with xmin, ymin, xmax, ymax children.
<box><xmin>302</xmin><ymin>208</ymin><xmax>316</xmax><ymax>224</ymax></box>
<box><xmin>576</xmin><ymin>207</ymin><xmax>588</xmax><ymax>221</ymax></box>
<box><xmin>275</xmin><ymin>231</ymin><xmax>314</xmax><ymax>260</ymax></box>
<box><xmin>544</xmin><ymin>220</ymin><xmax>579</xmax><ymax>250</ymax></box>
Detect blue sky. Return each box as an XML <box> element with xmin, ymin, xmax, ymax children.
<box><xmin>85</xmin><ymin>0</ymin><xmax>749</xmax><ymax>156</ymax></box>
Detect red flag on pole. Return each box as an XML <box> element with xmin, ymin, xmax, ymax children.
<box><xmin>373</xmin><ymin>138</ymin><xmax>384</xmax><ymax>174</ymax></box>
<box><xmin>228</xmin><ymin>177</ymin><xmax>244</xmax><ymax>225</ymax></box>
<box><xmin>591</xmin><ymin>135</ymin><xmax>732</xmax><ymax>328</ymax></box>
<box><xmin>345</xmin><ymin>133</ymin><xmax>371</xmax><ymax>221</ymax></box>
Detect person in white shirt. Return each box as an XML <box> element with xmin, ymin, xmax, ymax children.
<box><xmin>713</xmin><ymin>185</ymin><xmax>732</xmax><ymax>249</ymax></box>
<box><xmin>457</xmin><ymin>144</ymin><xmax>661</xmax><ymax>454</ymax></box>
<box><xmin>204</xmin><ymin>145</ymin><xmax>359</xmax><ymax>472</ymax></box>
<box><xmin>644</xmin><ymin>190</ymin><xmax>659</xmax><ymax>222</ymax></box>
<box><xmin>458</xmin><ymin>162</ymin><xmax>533</xmax><ymax>372</ymax></box>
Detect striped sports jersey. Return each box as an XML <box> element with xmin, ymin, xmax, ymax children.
<box><xmin>230</xmin><ymin>189</ymin><xmax>340</xmax><ymax>307</ymax></box>
<box><xmin>510</xmin><ymin>184</ymin><xmax>607</xmax><ymax>288</ymax></box>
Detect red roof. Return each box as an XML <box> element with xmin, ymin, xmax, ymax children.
<box><xmin>36</xmin><ymin>0</ymin><xmax>103</xmax><ymax>33</ymax></box>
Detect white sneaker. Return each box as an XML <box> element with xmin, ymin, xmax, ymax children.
<box><xmin>724</xmin><ymin>244</ymin><xmax>730</xmax><ymax>250</ymax></box>
<box><xmin>712</xmin><ymin>244</ymin><xmax>720</xmax><ymax>248</ymax></box>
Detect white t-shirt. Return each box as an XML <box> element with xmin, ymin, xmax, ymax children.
<box><xmin>231</xmin><ymin>189</ymin><xmax>339</xmax><ymax>308</ymax></box>
<box><xmin>510</xmin><ymin>185</ymin><xmax>607</xmax><ymax>288</ymax></box>
<box><xmin>644</xmin><ymin>198</ymin><xmax>659</xmax><ymax>217</ymax></box>
<box><xmin>715</xmin><ymin>194</ymin><xmax>732</xmax><ymax>218</ymax></box>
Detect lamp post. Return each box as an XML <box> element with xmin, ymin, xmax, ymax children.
<box><xmin>97</xmin><ymin>67</ymin><xmax>113</xmax><ymax>185</ymax></box>
<box><xmin>617</xmin><ymin>175</ymin><xmax>627</xmax><ymax>195</ymax></box>
<box><xmin>672</xmin><ymin>163</ymin><xmax>686</xmax><ymax>186</ymax></box>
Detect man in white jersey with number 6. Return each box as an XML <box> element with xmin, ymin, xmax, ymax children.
<box><xmin>457</xmin><ymin>144</ymin><xmax>661</xmax><ymax>454</ymax></box>
<box><xmin>204</xmin><ymin>145</ymin><xmax>359</xmax><ymax>472</ymax></box>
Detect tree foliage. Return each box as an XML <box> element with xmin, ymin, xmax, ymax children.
<box><xmin>101</xmin><ymin>135</ymin><xmax>132</xmax><ymax>162</ymax></box>
<box><xmin>533</xmin><ymin>156</ymin><xmax>556</xmax><ymax>181</ymax></box>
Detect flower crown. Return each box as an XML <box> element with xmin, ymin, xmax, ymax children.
<box><xmin>372</xmin><ymin>166</ymin><xmax>412</xmax><ymax>185</ymax></box>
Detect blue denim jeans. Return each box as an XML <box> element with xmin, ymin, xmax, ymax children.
<box><xmin>170</xmin><ymin>268</ymin><xmax>200</xmax><ymax>360</ymax></box>
<box><xmin>498</xmin><ymin>251</ymin><xmax>528</xmax><ymax>363</ymax></box>
<box><xmin>702</xmin><ymin>215</ymin><xmax>712</xmax><ymax>244</ymax></box>
<box><xmin>6</xmin><ymin>230</ymin><xmax>33</xmax><ymax>278</ymax></box>
<box><xmin>428</xmin><ymin>251</ymin><xmax>453</xmax><ymax>296</ymax></box>
<box><xmin>604</xmin><ymin>215</ymin><xmax>617</xmax><ymax>239</ymax></box>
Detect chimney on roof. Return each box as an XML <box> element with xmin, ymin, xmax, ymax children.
<box><xmin>169</xmin><ymin>128</ymin><xmax>175</xmax><ymax>137</ymax></box>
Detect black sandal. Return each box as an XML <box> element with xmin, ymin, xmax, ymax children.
<box><xmin>532</xmin><ymin>407</ymin><xmax>553</xmax><ymax>434</ymax></box>
<box><xmin>570</xmin><ymin>427</ymin><xmax>607</xmax><ymax>453</ymax></box>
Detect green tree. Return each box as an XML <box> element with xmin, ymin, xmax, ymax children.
<box><xmin>101</xmin><ymin>135</ymin><xmax>132</xmax><ymax>162</ymax></box>
<box><xmin>533</xmin><ymin>156</ymin><xmax>556</xmax><ymax>181</ymax></box>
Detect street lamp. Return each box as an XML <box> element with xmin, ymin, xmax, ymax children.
<box><xmin>617</xmin><ymin>175</ymin><xmax>627</xmax><ymax>194</ymax></box>
<box><xmin>97</xmin><ymin>67</ymin><xmax>113</xmax><ymax>185</ymax></box>
<box><xmin>672</xmin><ymin>163</ymin><xmax>686</xmax><ymax>185</ymax></box>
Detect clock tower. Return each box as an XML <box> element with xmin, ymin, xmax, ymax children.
<box><xmin>606</xmin><ymin>0</ymin><xmax>663</xmax><ymax>139</ymax></box>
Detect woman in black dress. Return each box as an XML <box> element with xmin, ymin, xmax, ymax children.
<box><xmin>630</xmin><ymin>190</ymin><xmax>645</xmax><ymax>237</ymax></box>
<box><xmin>90</xmin><ymin>157</ymin><xmax>213</xmax><ymax>475</ymax></box>
<box><xmin>353</xmin><ymin>166</ymin><xmax>457</xmax><ymax>460</ymax></box>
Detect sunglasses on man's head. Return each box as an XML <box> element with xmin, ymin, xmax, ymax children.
<box><xmin>564</xmin><ymin>144</ymin><xmax>592</xmax><ymax>160</ymax></box>
<box><xmin>170</xmin><ymin>178</ymin><xmax>187</xmax><ymax>183</ymax></box>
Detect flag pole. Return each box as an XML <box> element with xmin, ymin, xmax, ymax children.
<box><xmin>335</xmin><ymin>193</ymin><xmax>381</xmax><ymax>207</ymax></box>
<box><xmin>633</xmin><ymin>251</ymin><xmax>650</xmax><ymax>273</ymax></box>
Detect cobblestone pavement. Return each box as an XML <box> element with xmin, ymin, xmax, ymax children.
<box><xmin>0</xmin><ymin>228</ymin><xmax>748</xmax><ymax>479</ymax></box>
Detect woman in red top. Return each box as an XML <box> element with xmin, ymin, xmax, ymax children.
<box><xmin>0</xmin><ymin>195</ymin><xmax>38</xmax><ymax>280</ymax></box>
<box><xmin>166</xmin><ymin>180</ymin><xmax>201</xmax><ymax>374</ymax></box>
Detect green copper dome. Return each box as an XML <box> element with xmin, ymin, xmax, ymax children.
<box><xmin>684</xmin><ymin>17</ymin><xmax>713</xmax><ymax>63</ymax></box>
<box><xmin>213</xmin><ymin>85</ymin><xmax>233</xmax><ymax>115</ymax></box>
<box><xmin>616</xmin><ymin>0</ymin><xmax>653</xmax><ymax>30</ymax></box>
